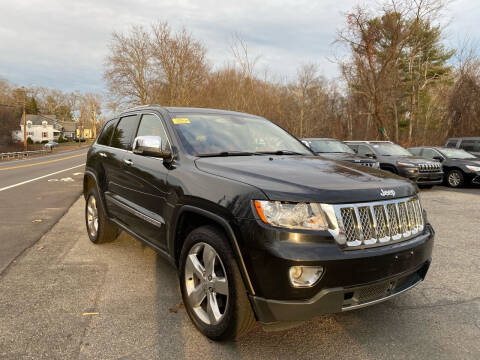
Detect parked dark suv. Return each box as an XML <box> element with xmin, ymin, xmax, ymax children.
<box><xmin>445</xmin><ymin>137</ymin><xmax>480</xmax><ymax>157</ymax></box>
<box><xmin>345</xmin><ymin>141</ymin><xmax>443</xmax><ymax>188</ymax></box>
<box><xmin>409</xmin><ymin>146</ymin><xmax>480</xmax><ymax>187</ymax></box>
<box><xmin>301</xmin><ymin>138</ymin><xmax>379</xmax><ymax>168</ymax></box>
<box><xmin>84</xmin><ymin>106</ymin><xmax>434</xmax><ymax>341</ymax></box>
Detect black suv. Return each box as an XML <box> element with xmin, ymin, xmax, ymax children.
<box><xmin>301</xmin><ymin>138</ymin><xmax>379</xmax><ymax>168</ymax></box>
<box><xmin>345</xmin><ymin>141</ymin><xmax>443</xmax><ymax>188</ymax></box>
<box><xmin>409</xmin><ymin>146</ymin><xmax>480</xmax><ymax>187</ymax></box>
<box><xmin>84</xmin><ymin>106</ymin><xmax>434</xmax><ymax>341</ymax></box>
<box><xmin>445</xmin><ymin>137</ymin><xmax>480</xmax><ymax>157</ymax></box>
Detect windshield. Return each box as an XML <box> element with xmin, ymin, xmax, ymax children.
<box><xmin>440</xmin><ymin>148</ymin><xmax>477</xmax><ymax>159</ymax></box>
<box><xmin>371</xmin><ymin>143</ymin><xmax>412</xmax><ymax>156</ymax></box>
<box><xmin>307</xmin><ymin>139</ymin><xmax>355</xmax><ymax>154</ymax></box>
<box><xmin>171</xmin><ymin>113</ymin><xmax>312</xmax><ymax>156</ymax></box>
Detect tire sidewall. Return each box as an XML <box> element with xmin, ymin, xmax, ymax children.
<box><xmin>85</xmin><ymin>188</ymin><xmax>101</xmax><ymax>243</ymax></box>
<box><xmin>179</xmin><ymin>227</ymin><xmax>238</xmax><ymax>340</ymax></box>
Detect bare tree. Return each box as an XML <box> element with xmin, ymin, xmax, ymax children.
<box><xmin>104</xmin><ymin>25</ymin><xmax>154</xmax><ymax>106</ymax></box>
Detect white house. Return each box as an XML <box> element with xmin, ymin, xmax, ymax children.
<box><xmin>12</xmin><ymin>114</ymin><xmax>62</xmax><ymax>143</ymax></box>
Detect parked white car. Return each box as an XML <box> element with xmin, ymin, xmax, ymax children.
<box><xmin>44</xmin><ymin>141</ymin><xmax>58</xmax><ymax>149</ymax></box>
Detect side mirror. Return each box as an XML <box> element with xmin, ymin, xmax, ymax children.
<box><xmin>433</xmin><ymin>156</ymin><xmax>444</xmax><ymax>162</ymax></box>
<box><xmin>133</xmin><ymin>136</ymin><xmax>171</xmax><ymax>159</ymax></box>
<box><xmin>365</xmin><ymin>153</ymin><xmax>376</xmax><ymax>159</ymax></box>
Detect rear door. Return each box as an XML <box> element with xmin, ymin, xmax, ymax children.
<box><xmin>117</xmin><ymin>112</ymin><xmax>172</xmax><ymax>250</ymax></box>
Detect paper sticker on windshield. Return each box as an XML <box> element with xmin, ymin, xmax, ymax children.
<box><xmin>172</xmin><ymin>118</ymin><xmax>190</xmax><ymax>124</ymax></box>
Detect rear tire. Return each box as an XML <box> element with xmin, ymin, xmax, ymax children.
<box><xmin>85</xmin><ymin>187</ymin><xmax>118</xmax><ymax>244</ymax></box>
<box><xmin>179</xmin><ymin>226</ymin><xmax>256</xmax><ymax>341</ymax></box>
<box><xmin>446</xmin><ymin>170</ymin><xmax>464</xmax><ymax>188</ymax></box>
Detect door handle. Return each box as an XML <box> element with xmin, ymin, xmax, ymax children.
<box><xmin>124</xmin><ymin>159</ymin><xmax>133</xmax><ymax>166</ymax></box>
<box><xmin>99</xmin><ymin>152</ymin><xmax>107</xmax><ymax>158</ymax></box>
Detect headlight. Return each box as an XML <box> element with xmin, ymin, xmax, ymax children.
<box><xmin>397</xmin><ymin>161</ymin><xmax>417</xmax><ymax>167</ymax></box>
<box><xmin>254</xmin><ymin>200</ymin><xmax>337</xmax><ymax>231</ymax></box>
<box><xmin>466</xmin><ymin>165</ymin><xmax>480</xmax><ymax>172</ymax></box>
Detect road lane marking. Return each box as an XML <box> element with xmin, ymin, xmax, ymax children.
<box><xmin>0</xmin><ymin>153</ymin><xmax>86</xmax><ymax>171</ymax></box>
<box><xmin>0</xmin><ymin>164</ymin><xmax>85</xmax><ymax>192</ymax></box>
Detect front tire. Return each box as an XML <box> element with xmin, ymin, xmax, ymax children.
<box><xmin>85</xmin><ymin>187</ymin><xmax>118</xmax><ymax>244</ymax></box>
<box><xmin>446</xmin><ymin>169</ymin><xmax>464</xmax><ymax>188</ymax></box>
<box><xmin>179</xmin><ymin>226</ymin><xmax>256</xmax><ymax>341</ymax></box>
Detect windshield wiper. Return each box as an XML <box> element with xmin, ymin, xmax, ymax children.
<box><xmin>196</xmin><ymin>151</ymin><xmax>261</xmax><ymax>157</ymax></box>
<box><xmin>257</xmin><ymin>150</ymin><xmax>305</xmax><ymax>155</ymax></box>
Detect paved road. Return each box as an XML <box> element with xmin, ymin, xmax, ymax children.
<box><xmin>0</xmin><ymin>148</ymin><xmax>87</xmax><ymax>273</ymax></box>
<box><xmin>0</xmin><ymin>187</ymin><xmax>478</xmax><ymax>359</ymax></box>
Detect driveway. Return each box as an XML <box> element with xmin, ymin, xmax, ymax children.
<box><xmin>0</xmin><ymin>188</ymin><xmax>478</xmax><ymax>359</ymax></box>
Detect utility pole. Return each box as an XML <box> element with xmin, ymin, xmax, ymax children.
<box><xmin>18</xmin><ymin>87</ymin><xmax>27</xmax><ymax>151</ymax></box>
<box><xmin>91</xmin><ymin>105</ymin><xmax>96</xmax><ymax>139</ymax></box>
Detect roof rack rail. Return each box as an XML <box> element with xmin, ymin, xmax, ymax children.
<box><xmin>122</xmin><ymin>104</ymin><xmax>162</xmax><ymax>112</ymax></box>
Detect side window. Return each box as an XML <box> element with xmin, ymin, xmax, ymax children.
<box><xmin>111</xmin><ymin>115</ymin><xmax>139</xmax><ymax>150</ymax></box>
<box><xmin>357</xmin><ymin>145</ymin><xmax>372</xmax><ymax>156</ymax></box>
<box><xmin>97</xmin><ymin>119</ymin><xmax>116</xmax><ymax>146</ymax></box>
<box><xmin>136</xmin><ymin>114</ymin><xmax>170</xmax><ymax>151</ymax></box>
<box><xmin>347</xmin><ymin>144</ymin><xmax>358</xmax><ymax>153</ymax></box>
<box><xmin>422</xmin><ymin>148</ymin><xmax>438</xmax><ymax>159</ymax></box>
<box><xmin>460</xmin><ymin>140</ymin><xmax>476</xmax><ymax>151</ymax></box>
<box><xmin>446</xmin><ymin>140</ymin><xmax>457</xmax><ymax>148</ymax></box>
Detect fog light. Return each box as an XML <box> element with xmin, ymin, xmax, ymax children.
<box><xmin>288</xmin><ymin>266</ymin><xmax>323</xmax><ymax>288</ymax></box>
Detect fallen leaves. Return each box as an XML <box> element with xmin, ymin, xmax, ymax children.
<box><xmin>169</xmin><ymin>302</ymin><xmax>184</xmax><ymax>314</ymax></box>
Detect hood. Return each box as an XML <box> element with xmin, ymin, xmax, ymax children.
<box><xmin>317</xmin><ymin>152</ymin><xmax>376</xmax><ymax>163</ymax></box>
<box><xmin>195</xmin><ymin>155</ymin><xmax>417</xmax><ymax>204</ymax></box>
<box><xmin>445</xmin><ymin>158</ymin><xmax>480</xmax><ymax>167</ymax></box>
<box><xmin>380</xmin><ymin>155</ymin><xmax>437</xmax><ymax>165</ymax></box>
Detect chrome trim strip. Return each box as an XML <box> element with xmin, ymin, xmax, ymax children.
<box><xmin>341</xmin><ymin>277</ymin><xmax>423</xmax><ymax>312</ymax></box>
<box><xmin>105</xmin><ymin>194</ymin><xmax>164</xmax><ymax>228</ymax></box>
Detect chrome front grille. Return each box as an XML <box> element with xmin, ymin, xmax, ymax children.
<box><xmin>360</xmin><ymin>162</ymin><xmax>374</xmax><ymax>167</ymax></box>
<box><xmin>419</xmin><ymin>163</ymin><xmax>442</xmax><ymax>173</ymax></box>
<box><xmin>333</xmin><ymin>196</ymin><xmax>424</xmax><ymax>249</ymax></box>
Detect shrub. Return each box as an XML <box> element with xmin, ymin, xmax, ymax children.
<box><xmin>27</xmin><ymin>137</ymin><xmax>33</xmax><ymax>144</ymax></box>
<box><xmin>57</xmin><ymin>135</ymin><xmax>65</xmax><ymax>143</ymax></box>
<box><xmin>41</xmin><ymin>140</ymin><xmax>48</xmax><ymax>144</ymax></box>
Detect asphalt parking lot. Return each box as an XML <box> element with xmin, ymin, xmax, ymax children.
<box><xmin>0</xmin><ymin>187</ymin><xmax>479</xmax><ymax>360</ymax></box>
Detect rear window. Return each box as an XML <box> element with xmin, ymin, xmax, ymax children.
<box><xmin>111</xmin><ymin>115</ymin><xmax>139</xmax><ymax>150</ymax></box>
<box><xmin>97</xmin><ymin>119</ymin><xmax>116</xmax><ymax>146</ymax></box>
<box><xmin>460</xmin><ymin>140</ymin><xmax>480</xmax><ymax>152</ymax></box>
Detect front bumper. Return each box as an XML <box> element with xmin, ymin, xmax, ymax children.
<box><xmin>251</xmin><ymin>260</ymin><xmax>429</xmax><ymax>323</ymax></box>
<box><xmin>400</xmin><ymin>168</ymin><xmax>443</xmax><ymax>185</ymax></box>
<box><xmin>237</xmin><ymin>218</ymin><xmax>434</xmax><ymax>323</ymax></box>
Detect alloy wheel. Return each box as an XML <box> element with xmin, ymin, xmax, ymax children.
<box><xmin>86</xmin><ymin>195</ymin><xmax>99</xmax><ymax>238</ymax></box>
<box><xmin>448</xmin><ymin>172</ymin><xmax>461</xmax><ymax>187</ymax></box>
<box><xmin>184</xmin><ymin>242</ymin><xmax>229</xmax><ymax>325</ymax></box>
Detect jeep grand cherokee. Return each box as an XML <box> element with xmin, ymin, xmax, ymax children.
<box><xmin>83</xmin><ymin>106</ymin><xmax>434</xmax><ymax>341</ymax></box>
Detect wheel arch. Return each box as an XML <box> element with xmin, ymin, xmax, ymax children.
<box><xmin>172</xmin><ymin>205</ymin><xmax>255</xmax><ymax>295</ymax></box>
<box><xmin>83</xmin><ymin>170</ymin><xmax>109</xmax><ymax>217</ymax></box>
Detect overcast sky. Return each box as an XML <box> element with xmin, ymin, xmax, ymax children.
<box><xmin>0</xmin><ymin>0</ymin><xmax>478</xmax><ymax>94</ymax></box>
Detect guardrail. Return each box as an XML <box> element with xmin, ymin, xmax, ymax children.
<box><xmin>0</xmin><ymin>149</ymin><xmax>50</xmax><ymax>160</ymax></box>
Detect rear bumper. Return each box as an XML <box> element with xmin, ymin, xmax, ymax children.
<box><xmin>251</xmin><ymin>260</ymin><xmax>430</xmax><ymax>323</ymax></box>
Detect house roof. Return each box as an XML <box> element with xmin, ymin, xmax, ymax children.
<box><xmin>21</xmin><ymin>114</ymin><xmax>57</xmax><ymax>126</ymax></box>
<box><xmin>59</xmin><ymin>121</ymin><xmax>77</xmax><ymax>132</ymax></box>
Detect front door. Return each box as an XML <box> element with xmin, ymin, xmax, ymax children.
<box><xmin>118</xmin><ymin>112</ymin><xmax>172</xmax><ymax>250</ymax></box>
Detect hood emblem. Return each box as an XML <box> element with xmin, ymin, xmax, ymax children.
<box><xmin>380</xmin><ymin>189</ymin><xmax>396</xmax><ymax>197</ymax></box>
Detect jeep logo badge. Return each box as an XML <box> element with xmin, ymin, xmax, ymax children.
<box><xmin>380</xmin><ymin>189</ymin><xmax>396</xmax><ymax>197</ymax></box>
